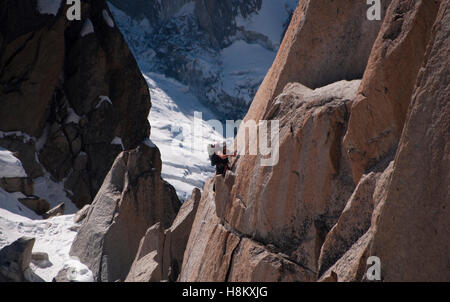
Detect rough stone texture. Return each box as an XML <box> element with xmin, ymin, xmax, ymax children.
<box><xmin>318</xmin><ymin>230</ymin><xmax>373</xmax><ymax>282</ymax></box>
<box><xmin>244</xmin><ymin>0</ymin><xmax>390</xmax><ymax>123</ymax></box>
<box><xmin>179</xmin><ymin>174</ymin><xmax>320</xmax><ymax>282</ymax></box>
<box><xmin>18</xmin><ymin>196</ymin><xmax>50</xmax><ymax>216</ymax></box>
<box><xmin>125</xmin><ymin>188</ymin><xmax>201</xmax><ymax>282</ymax></box>
<box><xmin>318</xmin><ymin>161</ymin><xmax>394</xmax><ymax>279</ymax></box>
<box><xmin>42</xmin><ymin>203</ymin><xmax>65</xmax><ymax>219</ymax></box>
<box><xmin>177</xmin><ymin>0</ymin><xmax>449</xmax><ymax>283</ymax></box>
<box><xmin>31</xmin><ymin>252</ymin><xmax>49</xmax><ymax>263</ymax></box>
<box><xmin>73</xmin><ymin>205</ymin><xmax>90</xmax><ymax>224</ymax></box>
<box><xmin>125</xmin><ymin>223</ymin><xmax>165</xmax><ymax>282</ymax></box>
<box><xmin>0</xmin><ymin>177</ymin><xmax>33</xmax><ymax>196</ymax></box>
<box><xmin>226</xmin><ymin>81</ymin><xmax>360</xmax><ymax>272</ymax></box>
<box><xmin>344</xmin><ymin>0</ymin><xmax>440</xmax><ymax>182</ymax></box>
<box><xmin>0</xmin><ymin>0</ymin><xmax>151</xmax><ymax>208</ymax></box>
<box><xmin>162</xmin><ymin>188</ymin><xmax>201</xmax><ymax>281</ymax></box>
<box><xmin>70</xmin><ymin>143</ymin><xmax>181</xmax><ymax>282</ymax></box>
<box><xmin>0</xmin><ymin>237</ymin><xmax>35</xmax><ymax>282</ymax></box>
<box><xmin>367</xmin><ymin>0</ymin><xmax>450</xmax><ymax>281</ymax></box>
<box><xmin>227</xmin><ymin>238</ymin><xmax>315</xmax><ymax>282</ymax></box>
<box><xmin>179</xmin><ymin>179</ymin><xmax>241</xmax><ymax>282</ymax></box>
<box><xmin>179</xmin><ymin>81</ymin><xmax>362</xmax><ymax>281</ymax></box>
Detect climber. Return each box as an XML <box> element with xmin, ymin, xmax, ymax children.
<box><xmin>208</xmin><ymin>142</ymin><xmax>232</xmax><ymax>177</ymax></box>
<box><xmin>208</xmin><ymin>142</ymin><xmax>236</xmax><ymax>192</ymax></box>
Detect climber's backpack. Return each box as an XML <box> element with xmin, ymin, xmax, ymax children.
<box><xmin>210</xmin><ymin>153</ymin><xmax>219</xmax><ymax>167</ymax></box>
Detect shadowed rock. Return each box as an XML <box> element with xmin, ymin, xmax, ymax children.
<box><xmin>0</xmin><ymin>0</ymin><xmax>151</xmax><ymax>207</ymax></box>
<box><xmin>0</xmin><ymin>237</ymin><xmax>38</xmax><ymax>282</ymax></box>
<box><xmin>70</xmin><ymin>143</ymin><xmax>181</xmax><ymax>282</ymax></box>
<box><xmin>126</xmin><ymin>188</ymin><xmax>201</xmax><ymax>282</ymax></box>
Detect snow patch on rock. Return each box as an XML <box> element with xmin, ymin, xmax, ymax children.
<box><xmin>0</xmin><ymin>188</ymin><xmax>80</xmax><ymax>281</ymax></box>
<box><xmin>111</xmin><ymin>137</ymin><xmax>124</xmax><ymax>150</ymax></box>
<box><xmin>81</xmin><ymin>19</ymin><xmax>95</xmax><ymax>37</ymax></box>
<box><xmin>0</xmin><ymin>148</ymin><xmax>27</xmax><ymax>178</ymax></box>
<box><xmin>102</xmin><ymin>9</ymin><xmax>115</xmax><ymax>28</ymax></box>
<box><xmin>36</xmin><ymin>0</ymin><xmax>62</xmax><ymax>16</ymax></box>
<box><xmin>65</xmin><ymin>107</ymin><xmax>81</xmax><ymax>124</ymax></box>
<box><xmin>34</xmin><ymin>173</ymin><xmax>78</xmax><ymax>214</ymax></box>
<box><xmin>95</xmin><ymin>95</ymin><xmax>113</xmax><ymax>109</ymax></box>
<box><xmin>60</xmin><ymin>257</ymin><xmax>94</xmax><ymax>282</ymax></box>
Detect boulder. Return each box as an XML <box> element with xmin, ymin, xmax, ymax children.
<box><xmin>70</xmin><ymin>143</ymin><xmax>181</xmax><ymax>282</ymax></box>
<box><xmin>31</xmin><ymin>252</ymin><xmax>49</xmax><ymax>263</ymax></box>
<box><xmin>42</xmin><ymin>203</ymin><xmax>65</xmax><ymax>219</ymax></box>
<box><xmin>126</xmin><ymin>188</ymin><xmax>202</xmax><ymax>282</ymax></box>
<box><xmin>18</xmin><ymin>196</ymin><xmax>50</xmax><ymax>216</ymax></box>
<box><xmin>0</xmin><ymin>237</ymin><xmax>35</xmax><ymax>282</ymax></box>
<box><xmin>31</xmin><ymin>252</ymin><xmax>51</xmax><ymax>269</ymax></box>
<box><xmin>0</xmin><ymin>177</ymin><xmax>33</xmax><ymax>196</ymax></box>
<box><xmin>227</xmin><ymin>238</ymin><xmax>316</xmax><ymax>282</ymax></box>
<box><xmin>344</xmin><ymin>0</ymin><xmax>440</xmax><ymax>182</ymax></box>
<box><xmin>125</xmin><ymin>223</ymin><xmax>165</xmax><ymax>282</ymax></box>
<box><xmin>179</xmin><ymin>177</ymin><xmax>318</xmax><ymax>282</ymax></box>
<box><xmin>53</xmin><ymin>257</ymin><xmax>94</xmax><ymax>282</ymax></box>
<box><xmin>73</xmin><ymin>205</ymin><xmax>90</xmax><ymax>224</ymax></box>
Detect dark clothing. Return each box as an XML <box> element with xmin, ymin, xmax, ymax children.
<box><xmin>211</xmin><ymin>153</ymin><xmax>229</xmax><ymax>176</ymax></box>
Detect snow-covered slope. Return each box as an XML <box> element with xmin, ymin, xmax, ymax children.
<box><xmin>0</xmin><ymin>201</ymin><xmax>80</xmax><ymax>282</ymax></box>
<box><xmin>108</xmin><ymin>0</ymin><xmax>296</xmax><ymax>119</ymax></box>
<box><xmin>0</xmin><ymin>148</ymin><xmax>27</xmax><ymax>178</ymax></box>
<box><xmin>0</xmin><ymin>151</ymin><xmax>81</xmax><ymax>281</ymax></box>
<box><xmin>108</xmin><ymin>0</ymin><xmax>297</xmax><ymax>200</ymax></box>
<box><xmin>146</xmin><ymin>73</ymin><xmax>224</xmax><ymax>200</ymax></box>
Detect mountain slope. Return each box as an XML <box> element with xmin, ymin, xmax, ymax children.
<box><xmin>108</xmin><ymin>0</ymin><xmax>297</xmax><ymax>119</ymax></box>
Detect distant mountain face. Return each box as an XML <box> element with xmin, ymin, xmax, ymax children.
<box><xmin>108</xmin><ymin>0</ymin><xmax>297</xmax><ymax>119</ymax></box>
<box><xmin>0</xmin><ymin>0</ymin><xmax>151</xmax><ymax>209</ymax></box>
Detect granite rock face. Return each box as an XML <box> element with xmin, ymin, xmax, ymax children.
<box><xmin>179</xmin><ymin>80</ymin><xmax>362</xmax><ymax>281</ymax></box>
<box><xmin>367</xmin><ymin>0</ymin><xmax>450</xmax><ymax>281</ymax></box>
<box><xmin>244</xmin><ymin>0</ymin><xmax>391</xmax><ymax>123</ymax></box>
<box><xmin>125</xmin><ymin>188</ymin><xmax>201</xmax><ymax>282</ymax></box>
<box><xmin>177</xmin><ymin>0</ymin><xmax>449</xmax><ymax>282</ymax></box>
<box><xmin>69</xmin><ymin>143</ymin><xmax>181</xmax><ymax>282</ymax></box>
<box><xmin>344</xmin><ymin>0</ymin><xmax>440</xmax><ymax>182</ymax></box>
